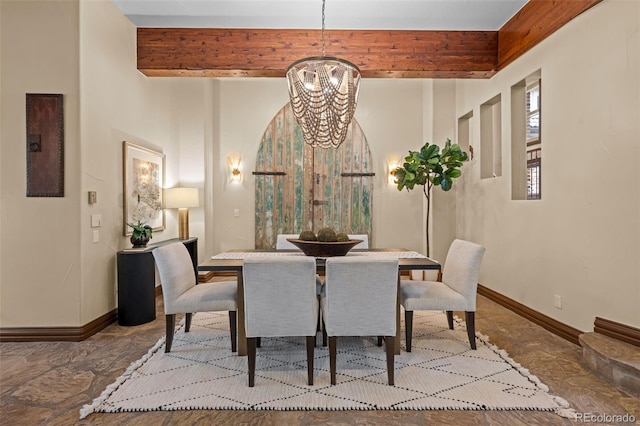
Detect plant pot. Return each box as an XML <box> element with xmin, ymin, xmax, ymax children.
<box><xmin>130</xmin><ymin>234</ymin><xmax>150</xmax><ymax>248</ymax></box>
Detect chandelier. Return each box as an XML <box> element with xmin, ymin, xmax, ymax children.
<box><xmin>286</xmin><ymin>0</ymin><xmax>361</xmax><ymax>149</ymax></box>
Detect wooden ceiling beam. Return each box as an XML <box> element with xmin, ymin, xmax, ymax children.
<box><xmin>137</xmin><ymin>29</ymin><xmax>498</xmax><ymax>78</ymax></box>
<box><xmin>497</xmin><ymin>0</ymin><xmax>603</xmax><ymax>70</ymax></box>
<box><xmin>136</xmin><ymin>0</ymin><xmax>603</xmax><ymax>78</ymax></box>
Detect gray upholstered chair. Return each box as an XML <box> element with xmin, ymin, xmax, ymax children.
<box><xmin>348</xmin><ymin>234</ymin><xmax>369</xmax><ymax>249</ymax></box>
<box><xmin>275</xmin><ymin>234</ymin><xmax>300</xmax><ymax>250</ymax></box>
<box><xmin>321</xmin><ymin>257</ymin><xmax>398</xmax><ymax>385</ymax></box>
<box><xmin>400</xmin><ymin>239</ymin><xmax>485</xmax><ymax>351</ymax></box>
<box><xmin>277</xmin><ymin>233</ymin><xmax>325</xmax><ymax>330</ymax></box>
<box><xmin>152</xmin><ymin>243</ymin><xmax>237</xmax><ymax>353</ymax></box>
<box><xmin>242</xmin><ymin>256</ymin><xmax>318</xmax><ymax>387</ymax></box>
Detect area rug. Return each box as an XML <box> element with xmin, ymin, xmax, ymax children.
<box><xmin>80</xmin><ymin>310</ymin><xmax>575</xmax><ymax>419</ymax></box>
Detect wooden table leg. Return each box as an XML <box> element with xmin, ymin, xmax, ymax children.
<box><xmin>395</xmin><ymin>273</ymin><xmax>401</xmax><ymax>355</ymax></box>
<box><xmin>236</xmin><ymin>272</ymin><xmax>247</xmax><ymax>356</ymax></box>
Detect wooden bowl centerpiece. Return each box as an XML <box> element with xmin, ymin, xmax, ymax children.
<box><xmin>286</xmin><ymin>239</ymin><xmax>363</xmax><ymax>257</ymax></box>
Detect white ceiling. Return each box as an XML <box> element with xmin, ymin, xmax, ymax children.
<box><xmin>112</xmin><ymin>0</ymin><xmax>528</xmax><ymax>31</ymax></box>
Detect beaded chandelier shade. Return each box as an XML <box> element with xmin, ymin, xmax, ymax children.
<box><xmin>286</xmin><ymin>0</ymin><xmax>361</xmax><ymax>149</ymax></box>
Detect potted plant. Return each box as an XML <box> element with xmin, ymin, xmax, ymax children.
<box><xmin>393</xmin><ymin>138</ymin><xmax>468</xmax><ymax>256</ymax></box>
<box><xmin>127</xmin><ymin>220</ymin><xmax>153</xmax><ymax>248</ymax></box>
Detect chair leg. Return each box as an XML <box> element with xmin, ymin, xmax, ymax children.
<box><xmin>446</xmin><ymin>311</ymin><xmax>454</xmax><ymax>329</ymax></box>
<box><xmin>185</xmin><ymin>313</ymin><xmax>193</xmax><ymax>332</ymax></box>
<box><xmin>465</xmin><ymin>311</ymin><xmax>477</xmax><ymax>350</ymax></box>
<box><xmin>404</xmin><ymin>310</ymin><xmax>413</xmax><ymax>352</ymax></box>
<box><xmin>229</xmin><ymin>311</ymin><xmax>237</xmax><ymax>353</ymax></box>
<box><xmin>329</xmin><ymin>336</ymin><xmax>337</xmax><ymax>385</ymax></box>
<box><xmin>257</xmin><ymin>337</ymin><xmax>261</xmax><ymax>348</ymax></box>
<box><xmin>316</xmin><ymin>295</ymin><xmax>322</xmax><ymax>332</ymax></box>
<box><xmin>306</xmin><ymin>336</ymin><xmax>315</xmax><ymax>386</ymax></box>
<box><xmin>385</xmin><ymin>335</ymin><xmax>395</xmax><ymax>386</ymax></box>
<box><xmin>377</xmin><ymin>336</ymin><xmax>383</xmax><ymax>346</ymax></box>
<box><xmin>165</xmin><ymin>314</ymin><xmax>175</xmax><ymax>353</ymax></box>
<box><xmin>247</xmin><ymin>337</ymin><xmax>257</xmax><ymax>387</ymax></box>
<box><xmin>322</xmin><ymin>320</ymin><xmax>327</xmax><ymax>347</ymax></box>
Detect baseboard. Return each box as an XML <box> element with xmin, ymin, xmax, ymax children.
<box><xmin>594</xmin><ymin>317</ymin><xmax>640</xmax><ymax>347</ymax></box>
<box><xmin>477</xmin><ymin>284</ymin><xmax>583</xmax><ymax>345</ymax></box>
<box><xmin>0</xmin><ymin>309</ymin><xmax>118</xmax><ymax>343</ymax></box>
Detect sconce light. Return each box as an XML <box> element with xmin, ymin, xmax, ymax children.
<box><xmin>164</xmin><ymin>187</ymin><xmax>200</xmax><ymax>240</ymax></box>
<box><xmin>387</xmin><ymin>157</ymin><xmax>401</xmax><ymax>186</ymax></box>
<box><xmin>229</xmin><ymin>156</ymin><xmax>242</xmax><ymax>183</ymax></box>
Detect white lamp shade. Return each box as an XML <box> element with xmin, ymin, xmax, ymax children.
<box><xmin>165</xmin><ymin>187</ymin><xmax>199</xmax><ymax>208</ymax></box>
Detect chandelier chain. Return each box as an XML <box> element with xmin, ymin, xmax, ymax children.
<box><xmin>321</xmin><ymin>0</ymin><xmax>326</xmax><ymax>56</ymax></box>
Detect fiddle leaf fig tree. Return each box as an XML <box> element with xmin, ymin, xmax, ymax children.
<box><xmin>393</xmin><ymin>138</ymin><xmax>468</xmax><ymax>256</ymax></box>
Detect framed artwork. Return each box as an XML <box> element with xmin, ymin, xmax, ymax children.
<box><xmin>26</xmin><ymin>93</ymin><xmax>64</xmax><ymax>197</ymax></box>
<box><xmin>122</xmin><ymin>141</ymin><xmax>165</xmax><ymax>236</ymax></box>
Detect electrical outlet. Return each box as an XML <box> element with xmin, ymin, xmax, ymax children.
<box><xmin>554</xmin><ymin>295</ymin><xmax>562</xmax><ymax>309</ymax></box>
<box><xmin>93</xmin><ymin>230</ymin><xmax>100</xmax><ymax>243</ymax></box>
<box><xmin>234</xmin><ymin>209</ymin><xmax>240</xmax><ymax>217</ymax></box>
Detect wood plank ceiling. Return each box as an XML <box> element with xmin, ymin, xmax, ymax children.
<box><xmin>137</xmin><ymin>0</ymin><xmax>601</xmax><ymax>78</ymax></box>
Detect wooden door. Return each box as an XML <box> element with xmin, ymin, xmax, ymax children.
<box><xmin>255</xmin><ymin>104</ymin><xmax>373</xmax><ymax>249</ymax></box>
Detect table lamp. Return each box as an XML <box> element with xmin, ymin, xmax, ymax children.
<box><xmin>164</xmin><ymin>187</ymin><xmax>199</xmax><ymax>240</ymax></box>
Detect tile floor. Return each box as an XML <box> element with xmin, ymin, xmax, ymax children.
<box><xmin>2</xmin><ymin>295</ymin><xmax>639</xmax><ymax>425</ymax></box>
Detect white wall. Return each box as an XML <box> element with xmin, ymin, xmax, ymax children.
<box><xmin>454</xmin><ymin>0</ymin><xmax>640</xmax><ymax>330</ymax></box>
<box><xmin>1</xmin><ymin>0</ymin><xmax>82</xmax><ymax>327</ymax></box>
<box><xmin>1</xmin><ymin>0</ymin><xmax>211</xmax><ymax>327</ymax></box>
<box><xmin>206</xmin><ymin>78</ymin><xmax>428</xmax><ymax>255</ymax></box>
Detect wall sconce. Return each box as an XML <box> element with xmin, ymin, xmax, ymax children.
<box><xmin>229</xmin><ymin>156</ymin><xmax>242</xmax><ymax>183</ymax></box>
<box><xmin>231</xmin><ymin>167</ymin><xmax>241</xmax><ymax>182</ymax></box>
<box><xmin>164</xmin><ymin>187</ymin><xmax>200</xmax><ymax>240</ymax></box>
<box><xmin>387</xmin><ymin>157</ymin><xmax>401</xmax><ymax>186</ymax></box>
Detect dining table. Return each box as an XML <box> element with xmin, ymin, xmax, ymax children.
<box><xmin>198</xmin><ymin>248</ymin><xmax>441</xmax><ymax>356</ymax></box>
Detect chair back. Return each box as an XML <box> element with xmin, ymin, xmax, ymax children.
<box><xmin>243</xmin><ymin>257</ymin><xmax>318</xmax><ymax>338</ymax></box>
<box><xmin>323</xmin><ymin>257</ymin><xmax>398</xmax><ymax>337</ymax></box>
<box><xmin>442</xmin><ymin>239</ymin><xmax>486</xmax><ymax>307</ymax></box>
<box><xmin>276</xmin><ymin>234</ymin><xmax>302</xmax><ymax>250</ymax></box>
<box><xmin>348</xmin><ymin>234</ymin><xmax>369</xmax><ymax>249</ymax></box>
<box><xmin>152</xmin><ymin>243</ymin><xmax>197</xmax><ymax>313</ymax></box>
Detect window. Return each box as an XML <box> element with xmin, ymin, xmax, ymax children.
<box><xmin>527</xmin><ymin>149</ymin><xmax>541</xmax><ymax>200</ymax></box>
<box><xmin>510</xmin><ymin>71</ymin><xmax>541</xmax><ymax>201</ymax></box>
<box><xmin>525</xmin><ymin>80</ymin><xmax>541</xmax><ymax>199</ymax></box>
<box><xmin>526</xmin><ymin>82</ymin><xmax>540</xmax><ymax>143</ymax></box>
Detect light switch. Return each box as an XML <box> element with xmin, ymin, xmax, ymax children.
<box><xmin>93</xmin><ymin>230</ymin><xmax>100</xmax><ymax>243</ymax></box>
<box><xmin>91</xmin><ymin>214</ymin><xmax>102</xmax><ymax>228</ymax></box>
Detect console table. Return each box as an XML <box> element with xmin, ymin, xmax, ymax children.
<box><xmin>117</xmin><ymin>237</ymin><xmax>198</xmax><ymax>326</ymax></box>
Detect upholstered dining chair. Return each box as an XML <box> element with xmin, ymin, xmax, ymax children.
<box><xmin>400</xmin><ymin>239</ymin><xmax>485</xmax><ymax>351</ymax></box>
<box><xmin>321</xmin><ymin>257</ymin><xmax>398</xmax><ymax>386</ymax></box>
<box><xmin>242</xmin><ymin>256</ymin><xmax>318</xmax><ymax>387</ymax></box>
<box><xmin>348</xmin><ymin>234</ymin><xmax>369</xmax><ymax>249</ymax></box>
<box><xmin>152</xmin><ymin>243</ymin><xmax>237</xmax><ymax>353</ymax></box>
<box><xmin>275</xmin><ymin>234</ymin><xmax>300</xmax><ymax>250</ymax></box>
<box><xmin>277</xmin><ymin>233</ymin><xmax>325</xmax><ymax>331</ymax></box>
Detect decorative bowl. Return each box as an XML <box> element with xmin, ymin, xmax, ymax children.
<box><xmin>286</xmin><ymin>239</ymin><xmax>363</xmax><ymax>257</ymax></box>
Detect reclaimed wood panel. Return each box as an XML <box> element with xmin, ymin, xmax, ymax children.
<box><xmin>498</xmin><ymin>0</ymin><xmax>602</xmax><ymax>70</ymax></box>
<box><xmin>255</xmin><ymin>104</ymin><xmax>372</xmax><ymax>249</ymax></box>
<box><xmin>137</xmin><ymin>28</ymin><xmax>497</xmax><ymax>79</ymax></box>
<box><xmin>26</xmin><ymin>94</ymin><xmax>64</xmax><ymax>197</ymax></box>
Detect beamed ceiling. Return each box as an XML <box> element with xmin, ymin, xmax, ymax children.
<box><xmin>127</xmin><ymin>0</ymin><xmax>602</xmax><ymax>79</ymax></box>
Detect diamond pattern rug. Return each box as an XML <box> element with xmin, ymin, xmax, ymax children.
<box><xmin>80</xmin><ymin>311</ymin><xmax>575</xmax><ymax>419</ymax></box>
